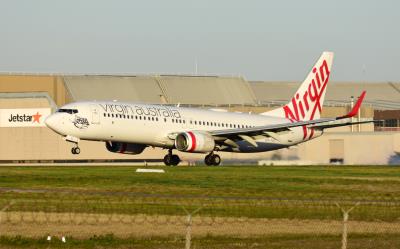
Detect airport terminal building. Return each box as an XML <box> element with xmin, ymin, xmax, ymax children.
<box><xmin>0</xmin><ymin>74</ymin><xmax>399</xmax><ymax>165</ymax></box>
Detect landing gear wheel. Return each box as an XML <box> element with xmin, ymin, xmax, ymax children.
<box><xmin>205</xmin><ymin>155</ymin><xmax>212</xmax><ymax>166</ymax></box>
<box><xmin>163</xmin><ymin>154</ymin><xmax>172</xmax><ymax>166</ymax></box>
<box><xmin>74</xmin><ymin>147</ymin><xmax>81</xmax><ymax>155</ymax></box>
<box><xmin>71</xmin><ymin>146</ymin><xmax>81</xmax><ymax>155</ymax></box>
<box><xmin>211</xmin><ymin>154</ymin><xmax>221</xmax><ymax>166</ymax></box>
<box><xmin>164</xmin><ymin>149</ymin><xmax>180</xmax><ymax>166</ymax></box>
<box><xmin>170</xmin><ymin>154</ymin><xmax>181</xmax><ymax>166</ymax></box>
<box><xmin>205</xmin><ymin>154</ymin><xmax>221</xmax><ymax>166</ymax></box>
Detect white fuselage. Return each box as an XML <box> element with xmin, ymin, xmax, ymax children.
<box><xmin>45</xmin><ymin>101</ymin><xmax>322</xmax><ymax>154</ymax></box>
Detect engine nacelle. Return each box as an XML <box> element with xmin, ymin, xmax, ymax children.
<box><xmin>105</xmin><ymin>142</ymin><xmax>146</xmax><ymax>154</ymax></box>
<box><xmin>175</xmin><ymin>131</ymin><xmax>215</xmax><ymax>153</ymax></box>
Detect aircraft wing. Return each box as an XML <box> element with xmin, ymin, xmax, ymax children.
<box><xmin>308</xmin><ymin>120</ymin><xmax>376</xmax><ymax>130</ymax></box>
<box><xmin>210</xmin><ymin>91</ymin><xmax>367</xmax><ymax>138</ymax></box>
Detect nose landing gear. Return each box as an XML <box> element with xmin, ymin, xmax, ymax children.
<box><xmin>163</xmin><ymin>149</ymin><xmax>181</xmax><ymax>166</ymax></box>
<box><xmin>205</xmin><ymin>153</ymin><xmax>221</xmax><ymax>166</ymax></box>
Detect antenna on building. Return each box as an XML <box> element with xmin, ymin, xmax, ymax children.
<box><xmin>195</xmin><ymin>57</ymin><xmax>198</xmax><ymax>75</ymax></box>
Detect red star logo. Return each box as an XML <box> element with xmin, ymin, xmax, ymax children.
<box><xmin>32</xmin><ymin>112</ymin><xmax>42</xmax><ymax>123</ymax></box>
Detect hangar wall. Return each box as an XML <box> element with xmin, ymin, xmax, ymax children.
<box><xmin>0</xmin><ymin>126</ymin><xmax>397</xmax><ymax>165</ymax></box>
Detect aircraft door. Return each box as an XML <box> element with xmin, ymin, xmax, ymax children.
<box><xmin>90</xmin><ymin>105</ymin><xmax>100</xmax><ymax>124</ymax></box>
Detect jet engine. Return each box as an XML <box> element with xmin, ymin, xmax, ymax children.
<box><xmin>105</xmin><ymin>142</ymin><xmax>146</xmax><ymax>154</ymax></box>
<box><xmin>175</xmin><ymin>131</ymin><xmax>215</xmax><ymax>153</ymax></box>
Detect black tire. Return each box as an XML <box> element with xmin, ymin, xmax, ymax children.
<box><xmin>71</xmin><ymin>147</ymin><xmax>76</xmax><ymax>154</ymax></box>
<box><xmin>204</xmin><ymin>155</ymin><xmax>213</xmax><ymax>166</ymax></box>
<box><xmin>171</xmin><ymin>155</ymin><xmax>180</xmax><ymax>166</ymax></box>
<box><xmin>212</xmin><ymin>154</ymin><xmax>221</xmax><ymax>166</ymax></box>
<box><xmin>163</xmin><ymin>154</ymin><xmax>172</xmax><ymax>166</ymax></box>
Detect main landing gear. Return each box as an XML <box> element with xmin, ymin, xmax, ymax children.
<box><xmin>205</xmin><ymin>152</ymin><xmax>221</xmax><ymax>166</ymax></box>
<box><xmin>164</xmin><ymin>149</ymin><xmax>181</xmax><ymax>166</ymax></box>
<box><xmin>71</xmin><ymin>145</ymin><xmax>81</xmax><ymax>155</ymax></box>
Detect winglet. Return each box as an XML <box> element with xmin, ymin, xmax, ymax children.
<box><xmin>338</xmin><ymin>91</ymin><xmax>366</xmax><ymax>119</ymax></box>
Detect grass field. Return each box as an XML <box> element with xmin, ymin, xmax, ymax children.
<box><xmin>1</xmin><ymin>165</ymin><xmax>400</xmax><ymax>199</ymax></box>
<box><xmin>0</xmin><ymin>165</ymin><xmax>399</xmax><ymax>248</ymax></box>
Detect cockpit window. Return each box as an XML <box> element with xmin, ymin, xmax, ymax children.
<box><xmin>57</xmin><ymin>109</ymin><xmax>78</xmax><ymax>114</ymax></box>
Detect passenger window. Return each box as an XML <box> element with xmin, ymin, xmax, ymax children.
<box><xmin>164</xmin><ymin>118</ymin><xmax>167</xmax><ymax>122</ymax></box>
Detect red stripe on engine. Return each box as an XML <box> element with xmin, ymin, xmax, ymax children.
<box><xmin>188</xmin><ymin>132</ymin><xmax>196</xmax><ymax>152</ymax></box>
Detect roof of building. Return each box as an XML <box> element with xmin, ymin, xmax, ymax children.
<box><xmin>250</xmin><ymin>81</ymin><xmax>400</xmax><ymax>110</ymax></box>
<box><xmin>64</xmin><ymin>75</ymin><xmax>257</xmax><ymax>105</ymax></box>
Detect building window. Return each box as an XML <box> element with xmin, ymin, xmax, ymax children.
<box><xmin>385</xmin><ymin>119</ymin><xmax>399</xmax><ymax>127</ymax></box>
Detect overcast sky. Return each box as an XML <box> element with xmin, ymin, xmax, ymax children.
<box><xmin>0</xmin><ymin>0</ymin><xmax>399</xmax><ymax>81</ymax></box>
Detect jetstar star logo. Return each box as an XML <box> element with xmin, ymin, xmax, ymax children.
<box><xmin>32</xmin><ymin>112</ymin><xmax>42</xmax><ymax>123</ymax></box>
<box><xmin>282</xmin><ymin>59</ymin><xmax>331</xmax><ymax>140</ymax></box>
<box><xmin>8</xmin><ymin>111</ymin><xmax>43</xmax><ymax>124</ymax></box>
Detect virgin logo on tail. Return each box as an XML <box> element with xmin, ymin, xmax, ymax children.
<box><xmin>283</xmin><ymin>59</ymin><xmax>330</xmax><ymax>122</ymax></box>
<box><xmin>283</xmin><ymin>59</ymin><xmax>331</xmax><ymax>139</ymax></box>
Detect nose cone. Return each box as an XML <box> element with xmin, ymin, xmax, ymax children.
<box><xmin>45</xmin><ymin>114</ymin><xmax>58</xmax><ymax>132</ymax></box>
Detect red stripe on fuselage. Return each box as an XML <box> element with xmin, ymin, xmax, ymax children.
<box><xmin>188</xmin><ymin>132</ymin><xmax>196</xmax><ymax>152</ymax></box>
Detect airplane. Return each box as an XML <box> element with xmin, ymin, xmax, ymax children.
<box><xmin>45</xmin><ymin>51</ymin><xmax>372</xmax><ymax>166</ymax></box>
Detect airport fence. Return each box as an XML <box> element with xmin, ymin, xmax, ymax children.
<box><xmin>0</xmin><ymin>194</ymin><xmax>399</xmax><ymax>248</ymax></box>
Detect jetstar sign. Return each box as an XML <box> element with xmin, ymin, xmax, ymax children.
<box><xmin>0</xmin><ymin>108</ymin><xmax>51</xmax><ymax>127</ymax></box>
